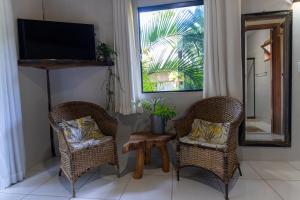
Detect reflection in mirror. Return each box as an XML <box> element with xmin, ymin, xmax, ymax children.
<box><xmin>241</xmin><ymin>11</ymin><xmax>292</xmax><ymax>146</ymax></box>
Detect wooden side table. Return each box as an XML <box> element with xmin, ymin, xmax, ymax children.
<box><xmin>122</xmin><ymin>131</ymin><xmax>175</xmax><ymax>179</ymax></box>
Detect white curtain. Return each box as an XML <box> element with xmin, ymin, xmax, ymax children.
<box><xmin>0</xmin><ymin>0</ymin><xmax>26</xmax><ymax>189</ymax></box>
<box><xmin>204</xmin><ymin>0</ymin><xmax>242</xmax><ymax>100</ymax></box>
<box><xmin>113</xmin><ymin>0</ymin><xmax>141</xmax><ymax>115</ymax></box>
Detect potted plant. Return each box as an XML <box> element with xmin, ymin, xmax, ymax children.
<box><xmin>96</xmin><ymin>41</ymin><xmax>117</xmax><ymax>63</ymax></box>
<box><xmin>138</xmin><ymin>98</ymin><xmax>176</xmax><ymax>134</ymax></box>
<box><xmin>95</xmin><ymin>41</ymin><xmax>120</xmax><ymax>111</ymax></box>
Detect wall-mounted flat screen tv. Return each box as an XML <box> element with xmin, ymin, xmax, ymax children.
<box><xmin>18</xmin><ymin>19</ymin><xmax>96</xmax><ymax>60</ymax></box>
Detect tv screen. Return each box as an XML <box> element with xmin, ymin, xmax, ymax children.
<box><xmin>18</xmin><ymin>19</ymin><xmax>96</xmax><ymax>60</ymax></box>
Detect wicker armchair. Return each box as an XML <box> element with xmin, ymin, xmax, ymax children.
<box><xmin>174</xmin><ymin>96</ymin><xmax>243</xmax><ymax>200</ymax></box>
<box><xmin>48</xmin><ymin>101</ymin><xmax>119</xmax><ymax>198</ymax></box>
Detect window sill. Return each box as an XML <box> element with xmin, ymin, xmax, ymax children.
<box><xmin>142</xmin><ymin>89</ymin><xmax>203</xmax><ymax>94</ymax></box>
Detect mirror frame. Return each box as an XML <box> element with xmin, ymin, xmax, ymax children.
<box><xmin>240</xmin><ymin>10</ymin><xmax>293</xmax><ymax>147</ymax></box>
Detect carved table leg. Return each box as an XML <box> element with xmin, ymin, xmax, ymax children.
<box><xmin>157</xmin><ymin>143</ymin><xmax>170</xmax><ymax>173</ymax></box>
<box><xmin>145</xmin><ymin>143</ymin><xmax>152</xmax><ymax>165</ymax></box>
<box><xmin>133</xmin><ymin>148</ymin><xmax>145</xmax><ymax>179</ymax></box>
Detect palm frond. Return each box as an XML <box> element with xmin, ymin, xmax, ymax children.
<box><xmin>140</xmin><ymin>5</ymin><xmax>205</xmax><ymax>91</ymax></box>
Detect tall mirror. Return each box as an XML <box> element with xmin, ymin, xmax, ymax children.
<box><xmin>240</xmin><ymin>11</ymin><xmax>292</xmax><ymax>147</ymax></box>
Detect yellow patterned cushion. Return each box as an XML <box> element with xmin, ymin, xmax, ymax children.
<box><xmin>59</xmin><ymin>116</ymin><xmax>105</xmax><ymax>146</ymax></box>
<box><xmin>188</xmin><ymin>119</ymin><xmax>230</xmax><ymax>145</ymax></box>
<box><xmin>74</xmin><ymin>116</ymin><xmax>105</xmax><ymax>140</ymax></box>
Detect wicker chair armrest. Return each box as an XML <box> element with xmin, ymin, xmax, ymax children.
<box><xmin>173</xmin><ymin>117</ymin><xmax>193</xmax><ymax>138</ymax></box>
<box><xmin>48</xmin><ymin>114</ymin><xmax>61</xmax><ymax>133</ymax></box>
<box><xmin>225</xmin><ymin>118</ymin><xmax>243</xmax><ymax>151</ymax></box>
<box><xmin>98</xmin><ymin>118</ymin><xmax>118</xmax><ymax>138</ymax></box>
<box><xmin>48</xmin><ymin>114</ymin><xmax>72</xmax><ymax>154</ymax></box>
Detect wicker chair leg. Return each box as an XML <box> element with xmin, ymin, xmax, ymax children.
<box><xmin>176</xmin><ymin>142</ymin><xmax>180</xmax><ymax>181</ymax></box>
<box><xmin>113</xmin><ymin>139</ymin><xmax>120</xmax><ymax>178</ymax></box>
<box><xmin>238</xmin><ymin>164</ymin><xmax>242</xmax><ymax>176</ymax></box>
<box><xmin>225</xmin><ymin>183</ymin><xmax>229</xmax><ymax>200</ymax></box>
<box><xmin>72</xmin><ymin>182</ymin><xmax>76</xmax><ymax>198</ymax></box>
<box><xmin>224</xmin><ymin>154</ymin><xmax>229</xmax><ymax>200</ymax></box>
<box><xmin>58</xmin><ymin>169</ymin><xmax>62</xmax><ymax>177</ymax></box>
<box><xmin>115</xmin><ymin>164</ymin><xmax>120</xmax><ymax>178</ymax></box>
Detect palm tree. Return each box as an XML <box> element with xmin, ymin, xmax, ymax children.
<box><xmin>140</xmin><ymin>6</ymin><xmax>204</xmax><ymax>92</ymax></box>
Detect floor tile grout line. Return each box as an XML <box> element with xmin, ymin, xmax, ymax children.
<box><xmin>18</xmin><ymin>193</ymin><xmax>29</xmax><ymax>200</ymax></box>
<box><xmin>229</xmin><ymin>176</ymin><xmax>263</xmax><ymax>180</ymax></box>
<box><xmin>143</xmin><ymin>173</ymin><xmax>172</xmax><ymax>177</ymax></box>
<box><xmin>287</xmin><ymin>162</ymin><xmax>300</xmax><ymax>173</ymax></box>
<box><xmin>20</xmin><ymin>194</ymin><xmax>112</xmax><ymax>200</ymax></box>
<box><xmin>15</xmin><ymin>158</ymin><xmax>300</xmax><ymax>200</ymax></box>
<box><xmin>247</xmin><ymin>162</ymin><xmax>285</xmax><ymax>200</ymax></box>
<box><xmin>28</xmin><ymin>174</ymin><xmax>71</xmax><ymax>198</ymax></box>
<box><xmin>118</xmin><ymin>174</ymin><xmax>131</xmax><ymax>200</ymax></box>
<box><xmin>118</xmin><ymin>171</ymin><xmax>174</xmax><ymax>200</ymax></box>
<box><xmin>29</xmin><ymin>165</ymin><xmax>97</xmax><ymax>198</ymax></box>
<box><xmin>28</xmin><ymin>170</ymin><xmax>60</xmax><ymax>196</ymax></box>
<box><xmin>28</xmin><ymin>168</ymin><xmax>173</xmax><ymax>199</ymax></box>
<box><xmin>171</xmin><ymin>164</ymin><xmax>174</xmax><ymax>200</ymax></box>
<box><xmin>0</xmin><ymin>191</ymin><xmax>34</xmax><ymax>196</ymax></box>
<box><xmin>71</xmin><ymin>197</ymin><xmax>110</xmax><ymax>200</ymax></box>
<box><xmin>171</xmin><ymin>165</ymin><xmax>224</xmax><ymax>197</ymax></box>
<box><xmin>78</xmin><ymin>169</ymin><xmax>99</xmax><ymax>191</ymax></box>
<box><xmin>18</xmin><ymin>193</ymin><xmax>72</xmax><ymax>200</ymax></box>
<box><xmin>2</xmin><ymin>175</ymin><xmax>56</xmax><ymax>197</ymax></box>
<box><xmin>216</xmin><ymin>177</ymin><xmax>223</xmax><ymax>193</ymax></box>
<box><xmin>247</xmin><ymin>161</ymin><xmax>300</xmax><ymax>181</ymax></box>
<box><xmin>25</xmin><ymin>192</ymin><xmax>71</xmax><ymax>198</ymax></box>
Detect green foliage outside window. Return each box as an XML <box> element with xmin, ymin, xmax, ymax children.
<box><xmin>139</xmin><ymin>4</ymin><xmax>204</xmax><ymax>92</ymax></box>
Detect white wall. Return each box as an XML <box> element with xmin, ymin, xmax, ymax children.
<box><xmin>242</xmin><ymin>0</ymin><xmax>292</xmax><ymax>14</ymax></box>
<box><xmin>44</xmin><ymin>0</ymin><xmax>114</xmax><ymax>106</ymax></box>
<box><xmin>12</xmin><ymin>0</ymin><xmax>52</xmax><ymax>170</ymax></box>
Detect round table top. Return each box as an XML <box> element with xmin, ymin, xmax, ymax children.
<box><xmin>130</xmin><ymin>131</ymin><xmax>176</xmax><ymax>142</ymax></box>
<box><xmin>122</xmin><ymin>131</ymin><xmax>176</xmax><ymax>153</ymax></box>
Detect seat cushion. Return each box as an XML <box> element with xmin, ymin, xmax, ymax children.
<box><xmin>182</xmin><ymin>119</ymin><xmax>230</xmax><ymax>148</ymax></box>
<box><xmin>58</xmin><ymin>116</ymin><xmax>106</xmax><ymax>149</ymax></box>
<box><xmin>70</xmin><ymin>136</ymin><xmax>113</xmax><ymax>151</ymax></box>
<box><xmin>180</xmin><ymin>136</ymin><xmax>227</xmax><ymax>149</ymax></box>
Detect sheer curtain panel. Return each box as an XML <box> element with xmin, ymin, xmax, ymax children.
<box><xmin>204</xmin><ymin>0</ymin><xmax>242</xmax><ymax>100</ymax></box>
<box><xmin>113</xmin><ymin>0</ymin><xmax>141</xmax><ymax>115</ymax></box>
<box><xmin>0</xmin><ymin>0</ymin><xmax>26</xmax><ymax>189</ymax></box>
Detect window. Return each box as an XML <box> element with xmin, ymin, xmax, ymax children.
<box><xmin>138</xmin><ymin>1</ymin><xmax>204</xmax><ymax>93</ymax></box>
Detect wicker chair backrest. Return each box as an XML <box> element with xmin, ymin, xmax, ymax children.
<box><xmin>50</xmin><ymin>101</ymin><xmax>111</xmax><ymax>123</ymax></box>
<box><xmin>188</xmin><ymin>96</ymin><xmax>243</xmax><ymax>125</ymax></box>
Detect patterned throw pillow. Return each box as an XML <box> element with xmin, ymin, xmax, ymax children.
<box><xmin>59</xmin><ymin>116</ymin><xmax>105</xmax><ymax>144</ymax></box>
<box><xmin>189</xmin><ymin>119</ymin><xmax>230</xmax><ymax>145</ymax></box>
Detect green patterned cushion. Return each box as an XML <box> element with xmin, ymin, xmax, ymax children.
<box><xmin>59</xmin><ymin>116</ymin><xmax>107</xmax><ymax>150</ymax></box>
<box><xmin>188</xmin><ymin>119</ymin><xmax>230</xmax><ymax>145</ymax></box>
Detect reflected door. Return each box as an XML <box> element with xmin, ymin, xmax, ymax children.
<box><xmin>246</xmin><ymin>58</ymin><xmax>255</xmax><ymax>118</ymax></box>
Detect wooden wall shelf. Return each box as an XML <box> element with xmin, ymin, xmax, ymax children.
<box><xmin>18</xmin><ymin>59</ymin><xmax>114</xmax><ymax>70</ymax></box>
<box><xmin>18</xmin><ymin>58</ymin><xmax>114</xmax><ymax>157</ymax></box>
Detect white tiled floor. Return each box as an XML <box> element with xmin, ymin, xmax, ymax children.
<box><xmin>3</xmin><ymin>159</ymin><xmax>300</xmax><ymax>200</ymax></box>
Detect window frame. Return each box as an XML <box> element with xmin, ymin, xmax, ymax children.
<box><xmin>137</xmin><ymin>0</ymin><xmax>205</xmax><ymax>94</ymax></box>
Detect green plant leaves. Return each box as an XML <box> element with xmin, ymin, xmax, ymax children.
<box><xmin>139</xmin><ymin>98</ymin><xmax>176</xmax><ymax>122</ymax></box>
<box><xmin>96</xmin><ymin>41</ymin><xmax>117</xmax><ymax>61</ymax></box>
<box><xmin>140</xmin><ymin>5</ymin><xmax>204</xmax><ymax>92</ymax></box>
